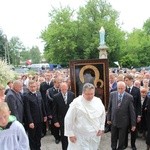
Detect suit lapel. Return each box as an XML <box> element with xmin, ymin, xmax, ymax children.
<box><xmin>12</xmin><ymin>90</ymin><xmax>23</xmax><ymax>104</ymax></box>
<box><xmin>130</xmin><ymin>86</ymin><xmax>135</xmax><ymax>95</ymax></box>
<box><xmin>121</xmin><ymin>93</ymin><xmax>126</xmax><ymax>105</ymax></box>
<box><xmin>120</xmin><ymin>92</ymin><xmax>128</xmax><ymax>107</ymax></box>
<box><xmin>67</xmin><ymin>92</ymin><xmax>70</xmax><ymax>104</ymax></box>
<box><xmin>60</xmin><ymin>93</ymin><xmax>66</xmax><ymax>105</ymax></box>
<box><xmin>115</xmin><ymin>92</ymin><xmax>118</xmax><ymax>107</ymax></box>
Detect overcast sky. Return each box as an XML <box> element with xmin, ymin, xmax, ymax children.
<box><xmin>0</xmin><ymin>0</ymin><xmax>150</xmax><ymax>51</ymax></box>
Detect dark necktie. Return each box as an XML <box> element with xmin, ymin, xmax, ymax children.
<box><xmin>34</xmin><ymin>93</ymin><xmax>37</xmax><ymax>97</ymax></box>
<box><xmin>56</xmin><ymin>88</ymin><xmax>59</xmax><ymax>93</ymax></box>
<box><xmin>128</xmin><ymin>87</ymin><xmax>131</xmax><ymax>93</ymax></box>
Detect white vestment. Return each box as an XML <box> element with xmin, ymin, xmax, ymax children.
<box><xmin>0</xmin><ymin>120</ymin><xmax>29</xmax><ymax>150</ymax></box>
<box><xmin>65</xmin><ymin>95</ymin><xmax>106</xmax><ymax>150</ymax></box>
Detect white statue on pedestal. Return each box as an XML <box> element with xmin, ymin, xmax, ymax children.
<box><xmin>99</xmin><ymin>26</ymin><xmax>105</xmax><ymax>46</ymax></box>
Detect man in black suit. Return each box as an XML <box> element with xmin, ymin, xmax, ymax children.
<box><xmin>5</xmin><ymin>80</ymin><xmax>24</xmax><ymax>123</ymax></box>
<box><xmin>47</xmin><ymin>78</ymin><xmax>61</xmax><ymax>144</ymax></box>
<box><xmin>53</xmin><ymin>82</ymin><xmax>75</xmax><ymax>150</ymax></box>
<box><xmin>39</xmin><ymin>71</ymin><xmax>53</xmax><ymax>136</ymax></box>
<box><xmin>124</xmin><ymin>75</ymin><xmax>142</xmax><ymax>150</ymax></box>
<box><xmin>24</xmin><ymin>80</ymin><xmax>47</xmax><ymax>150</ymax></box>
<box><xmin>107</xmin><ymin>81</ymin><xmax>136</xmax><ymax>150</ymax></box>
<box><xmin>146</xmin><ymin>94</ymin><xmax>150</xmax><ymax>150</ymax></box>
<box><xmin>40</xmin><ymin>71</ymin><xmax>54</xmax><ymax>112</ymax></box>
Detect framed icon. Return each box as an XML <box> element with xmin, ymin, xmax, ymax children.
<box><xmin>70</xmin><ymin>59</ymin><xmax>109</xmax><ymax>108</ymax></box>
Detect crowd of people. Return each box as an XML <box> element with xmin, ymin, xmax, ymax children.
<box><xmin>0</xmin><ymin>67</ymin><xmax>150</xmax><ymax>150</ymax></box>
<box><xmin>0</xmin><ymin>69</ymin><xmax>106</xmax><ymax>150</ymax></box>
<box><xmin>109</xmin><ymin>69</ymin><xmax>150</xmax><ymax>150</ymax></box>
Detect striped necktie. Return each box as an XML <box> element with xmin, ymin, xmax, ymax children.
<box><xmin>118</xmin><ymin>94</ymin><xmax>122</xmax><ymax>108</ymax></box>
<box><xmin>63</xmin><ymin>94</ymin><xmax>67</xmax><ymax>104</ymax></box>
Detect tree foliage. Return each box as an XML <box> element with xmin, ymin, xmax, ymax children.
<box><xmin>9</xmin><ymin>37</ymin><xmax>41</xmax><ymax>65</ymax></box>
<box><xmin>1</xmin><ymin>0</ymin><xmax>150</xmax><ymax>68</ymax></box>
<box><xmin>41</xmin><ymin>0</ymin><xmax>125</xmax><ymax>66</ymax></box>
<box><xmin>30</xmin><ymin>46</ymin><xmax>41</xmax><ymax>63</ymax></box>
<box><xmin>143</xmin><ymin>18</ymin><xmax>150</xmax><ymax>35</ymax></box>
<box><xmin>0</xmin><ymin>31</ymin><xmax>41</xmax><ymax>66</ymax></box>
<box><xmin>20</xmin><ymin>49</ymin><xmax>30</xmax><ymax>62</ymax></box>
<box><xmin>0</xmin><ymin>30</ymin><xmax>7</xmax><ymax>60</ymax></box>
<box><xmin>120</xmin><ymin>25</ymin><xmax>150</xmax><ymax>68</ymax></box>
<box><xmin>77</xmin><ymin>0</ymin><xmax>125</xmax><ymax>65</ymax></box>
<box><xmin>9</xmin><ymin>36</ymin><xmax>25</xmax><ymax>66</ymax></box>
<box><xmin>0</xmin><ymin>59</ymin><xmax>16</xmax><ymax>86</ymax></box>
<box><xmin>42</xmin><ymin>7</ymin><xmax>78</xmax><ymax>65</ymax></box>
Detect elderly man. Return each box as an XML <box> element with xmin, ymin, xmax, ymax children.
<box><xmin>64</xmin><ymin>83</ymin><xmax>105</xmax><ymax>150</ymax></box>
<box><xmin>107</xmin><ymin>81</ymin><xmax>136</xmax><ymax>150</ymax></box>
<box><xmin>53</xmin><ymin>82</ymin><xmax>75</xmax><ymax>150</ymax></box>
<box><xmin>5</xmin><ymin>80</ymin><xmax>24</xmax><ymax>123</ymax></box>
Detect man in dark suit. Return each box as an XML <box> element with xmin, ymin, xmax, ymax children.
<box><xmin>5</xmin><ymin>80</ymin><xmax>24</xmax><ymax>123</ymax></box>
<box><xmin>24</xmin><ymin>80</ymin><xmax>47</xmax><ymax>150</ymax></box>
<box><xmin>53</xmin><ymin>82</ymin><xmax>75</xmax><ymax>150</ymax></box>
<box><xmin>124</xmin><ymin>75</ymin><xmax>142</xmax><ymax>150</ymax></box>
<box><xmin>146</xmin><ymin>94</ymin><xmax>150</xmax><ymax>150</ymax></box>
<box><xmin>39</xmin><ymin>71</ymin><xmax>53</xmax><ymax>136</ymax></box>
<box><xmin>107</xmin><ymin>81</ymin><xmax>136</xmax><ymax>150</ymax></box>
<box><xmin>47</xmin><ymin>78</ymin><xmax>61</xmax><ymax>144</ymax></box>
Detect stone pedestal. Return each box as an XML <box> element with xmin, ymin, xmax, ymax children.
<box><xmin>98</xmin><ymin>45</ymin><xmax>108</xmax><ymax>59</ymax></box>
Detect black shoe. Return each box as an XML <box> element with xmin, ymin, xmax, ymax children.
<box><xmin>123</xmin><ymin>146</ymin><xmax>127</xmax><ymax>149</ymax></box>
<box><xmin>55</xmin><ymin>139</ymin><xmax>60</xmax><ymax>144</ymax></box>
<box><xmin>132</xmin><ymin>147</ymin><xmax>137</xmax><ymax>150</ymax></box>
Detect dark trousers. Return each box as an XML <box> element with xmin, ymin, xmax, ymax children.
<box><xmin>146</xmin><ymin>114</ymin><xmax>150</xmax><ymax>146</ymax></box>
<box><xmin>42</xmin><ymin>121</ymin><xmax>47</xmax><ymax>136</ymax></box>
<box><xmin>124</xmin><ymin>127</ymin><xmax>137</xmax><ymax>148</ymax></box>
<box><xmin>60</xmin><ymin>124</ymin><xmax>68</xmax><ymax>150</ymax></box>
<box><xmin>50</xmin><ymin>119</ymin><xmax>60</xmax><ymax>140</ymax></box>
<box><xmin>111</xmin><ymin>125</ymin><xmax>127</xmax><ymax>150</ymax></box>
<box><xmin>28</xmin><ymin>123</ymin><xmax>43</xmax><ymax>150</ymax></box>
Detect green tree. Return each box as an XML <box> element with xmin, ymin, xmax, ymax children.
<box><xmin>0</xmin><ymin>30</ymin><xmax>7</xmax><ymax>61</ymax></box>
<box><xmin>0</xmin><ymin>59</ymin><xmax>16</xmax><ymax>86</ymax></box>
<box><xmin>41</xmin><ymin>0</ymin><xmax>125</xmax><ymax>66</ymax></box>
<box><xmin>30</xmin><ymin>46</ymin><xmax>41</xmax><ymax>63</ymax></box>
<box><xmin>143</xmin><ymin>18</ymin><xmax>150</xmax><ymax>35</ymax></box>
<box><xmin>120</xmin><ymin>27</ymin><xmax>150</xmax><ymax>68</ymax></box>
<box><xmin>9</xmin><ymin>36</ymin><xmax>25</xmax><ymax>66</ymax></box>
<box><xmin>20</xmin><ymin>49</ymin><xmax>31</xmax><ymax>64</ymax></box>
<box><xmin>42</xmin><ymin>7</ymin><xmax>78</xmax><ymax>65</ymax></box>
<box><xmin>77</xmin><ymin>0</ymin><xmax>125</xmax><ymax>65</ymax></box>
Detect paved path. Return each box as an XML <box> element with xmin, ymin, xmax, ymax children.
<box><xmin>41</xmin><ymin>131</ymin><xmax>147</xmax><ymax>150</ymax></box>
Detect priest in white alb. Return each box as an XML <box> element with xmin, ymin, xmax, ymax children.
<box><xmin>64</xmin><ymin>83</ymin><xmax>106</xmax><ymax>150</ymax></box>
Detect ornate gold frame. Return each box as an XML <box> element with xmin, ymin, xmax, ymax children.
<box><xmin>70</xmin><ymin>59</ymin><xmax>109</xmax><ymax>108</ymax></box>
